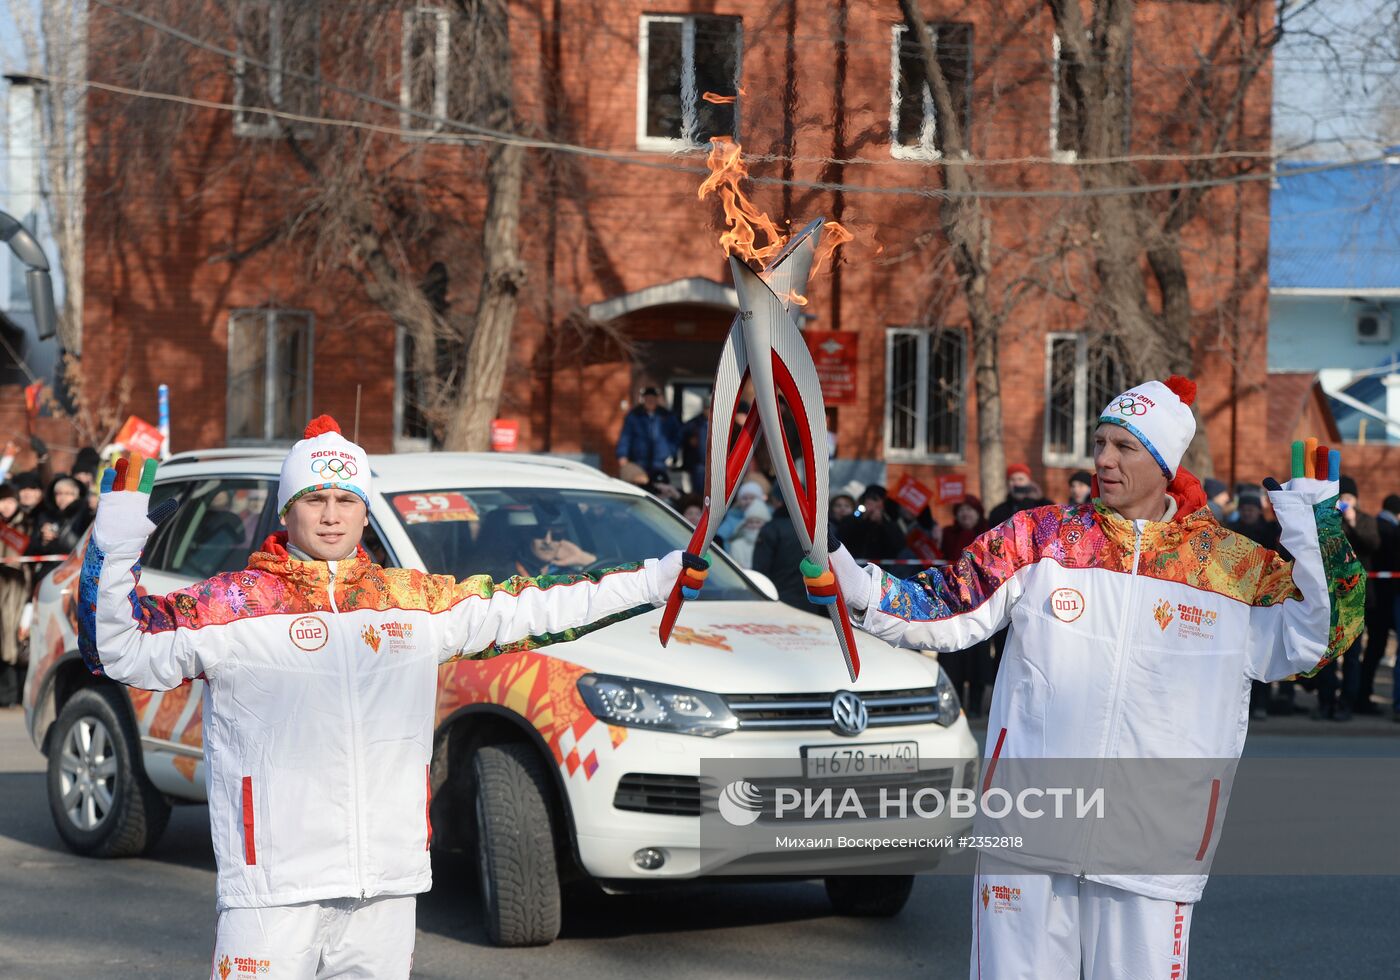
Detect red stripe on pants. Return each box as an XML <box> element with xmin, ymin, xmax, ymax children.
<box><xmin>241</xmin><ymin>776</ymin><xmax>257</xmax><ymax>865</ymax></box>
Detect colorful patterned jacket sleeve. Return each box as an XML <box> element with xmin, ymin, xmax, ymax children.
<box><xmin>79</xmin><ymin>493</ymin><xmax>230</xmax><ymax>690</ymax></box>
<box><xmin>1246</xmin><ymin>482</ymin><xmax>1366</xmax><ymax>682</ymax></box>
<box><xmin>433</xmin><ymin>560</ymin><xmax>663</xmax><ymax>664</ymax></box>
<box><xmin>858</xmin><ymin>510</ymin><xmax>1040</xmax><ymax>652</ymax></box>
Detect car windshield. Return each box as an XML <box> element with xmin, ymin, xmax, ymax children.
<box><xmin>385</xmin><ymin>488</ymin><xmax>762</xmax><ymax>601</ymax></box>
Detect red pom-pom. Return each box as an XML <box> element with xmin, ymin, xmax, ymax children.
<box><xmin>1163</xmin><ymin>375</ymin><xmax>1197</xmax><ymax>407</ymax></box>
<box><xmin>303</xmin><ymin>414</ymin><xmax>342</xmax><ymax>439</ymax></box>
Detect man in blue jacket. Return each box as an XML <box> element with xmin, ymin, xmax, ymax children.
<box><xmin>616</xmin><ymin>386</ymin><xmax>681</xmax><ymax>479</ymax></box>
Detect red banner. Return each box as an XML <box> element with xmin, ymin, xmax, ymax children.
<box><xmin>890</xmin><ymin>474</ymin><xmax>934</xmax><ymax>515</ymax></box>
<box><xmin>904</xmin><ymin>525</ymin><xmax>942</xmax><ymax>563</ymax></box>
<box><xmin>0</xmin><ymin>523</ymin><xmax>29</xmax><ymax>556</ymax></box>
<box><xmin>803</xmin><ymin>331</ymin><xmax>858</xmax><ymax>405</ymax></box>
<box><xmin>490</xmin><ymin>419</ymin><xmax>519</xmax><ymax>452</ymax></box>
<box><xmin>115</xmin><ymin>415</ymin><xmax>164</xmax><ymax>457</ymax></box>
<box><xmin>936</xmin><ymin>474</ymin><xmax>966</xmax><ymax>504</ymax></box>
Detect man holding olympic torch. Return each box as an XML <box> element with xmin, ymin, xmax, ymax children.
<box><xmin>81</xmin><ymin>415</ymin><xmax>703</xmax><ymax>979</ymax></box>
<box><xmin>820</xmin><ymin>376</ymin><xmax>1363</xmax><ymax>978</ymax></box>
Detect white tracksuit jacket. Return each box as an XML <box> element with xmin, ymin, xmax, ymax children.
<box><xmin>79</xmin><ymin>494</ymin><xmax>668</xmax><ymax>911</ymax></box>
<box><xmin>848</xmin><ymin>480</ymin><xmax>1364</xmax><ymax>903</ymax></box>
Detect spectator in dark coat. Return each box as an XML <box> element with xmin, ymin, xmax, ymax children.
<box><xmin>835</xmin><ymin>485</ymin><xmax>906</xmax><ymax>562</ymax></box>
<box><xmin>616</xmin><ymin>387</ymin><xmax>681</xmax><ymax>478</ymax></box>
<box><xmin>1067</xmin><ymin>471</ymin><xmax>1094</xmax><ymax>506</ymax></box>
<box><xmin>752</xmin><ymin>500</ymin><xmax>809</xmax><ymax>610</ymax></box>
<box><xmin>26</xmin><ymin>475</ymin><xmax>93</xmax><ymax>583</ymax></box>
<box><xmin>1358</xmin><ymin>492</ymin><xmax>1398</xmax><ymax>714</ymax></box>
<box><xmin>988</xmin><ymin>464</ymin><xmax>1054</xmax><ymax>527</ymax></box>
<box><xmin>938</xmin><ymin>496</ymin><xmax>994</xmax><ymax>717</ymax></box>
<box><xmin>679</xmin><ymin>401</ymin><xmax>710</xmax><ymax>494</ymax></box>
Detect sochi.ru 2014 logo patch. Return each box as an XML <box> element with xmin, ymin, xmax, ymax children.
<box><xmin>288</xmin><ymin>615</ymin><xmax>329</xmax><ymax>652</ymax></box>
<box><xmin>1154</xmin><ymin>599</ymin><xmax>1175</xmax><ymax>630</ymax></box>
<box><xmin>1048</xmin><ymin>587</ymin><xmax>1085</xmax><ymax>623</ymax></box>
<box><xmin>361</xmin><ymin>624</ymin><xmax>382</xmax><ymax>653</ymax></box>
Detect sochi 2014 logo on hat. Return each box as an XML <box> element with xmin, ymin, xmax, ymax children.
<box><xmin>1048</xmin><ymin>587</ymin><xmax>1085</xmax><ymax>623</ymax></box>
<box><xmin>1110</xmin><ymin>395</ymin><xmax>1151</xmax><ymax>417</ymax></box>
<box><xmin>289</xmin><ymin>615</ymin><xmax>329</xmax><ymax>651</ymax></box>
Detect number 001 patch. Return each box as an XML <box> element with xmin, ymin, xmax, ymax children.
<box><xmin>1048</xmin><ymin>587</ymin><xmax>1085</xmax><ymax>623</ymax></box>
<box><xmin>289</xmin><ymin>615</ymin><xmax>329</xmax><ymax>651</ymax></box>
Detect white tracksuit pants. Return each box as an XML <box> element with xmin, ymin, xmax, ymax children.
<box><xmin>210</xmin><ymin>895</ymin><xmax>416</xmax><ymax>980</ymax></box>
<box><xmin>971</xmin><ymin>858</ymin><xmax>1192</xmax><ymax>979</ymax></box>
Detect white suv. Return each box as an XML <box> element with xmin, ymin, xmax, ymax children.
<box><xmin>24</xmin><ymin>450</ymin><xmax>977</xmax><ymax>945</ymax></box>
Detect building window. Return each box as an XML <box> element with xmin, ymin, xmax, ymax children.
<box><xmin>885</xmin><ymin>328</ymin><xmax>966</xmax><ymax>461</ymax></box>
<box><xmin>401</xmin><ymin>7</ymin><xmax>451</xmax><ymax>134</ymax></box>
<box><xmin>234</xmin><ymin>0</ymin><xmax>320</xmax><ymax>138</ymax></box>
<box><xmin>637</xmin><ymin>14</ymin><xmax>742</xmax><ymax>151</ymax></box>
<box><xmin>1044</xmin><ymin>333</ymin><xmax>1128</xmax><ymax>465</ymax></box>
<box><xmin>890</xmin><ymin>23</ymin><xmax>973</xmax><ymax>160</ymax></box>
<box><xmin>1050</xmin><ymin>32</ymin><xmax>1132</xmax><ymax>161</ymax></box>
<box><xmin>227</xmin><ymin>309</ymin><xmax>313</xmax><ymax>443</ymax></box>
<box><xmin>395</xmin><ymin>325</ymin><xmax>434</xmax><ymax>450</ymax></box>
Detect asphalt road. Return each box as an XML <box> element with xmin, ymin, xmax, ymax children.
<box><xmin>2</xmin><ymin>705</ymin><xmax>1398</xmax><ymax>979</ymax></box>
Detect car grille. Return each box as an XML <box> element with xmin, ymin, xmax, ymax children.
<box><xmin>723</xmin><ymin>687</ymin><xmax>944</xmax><ymax>731</ymax></box>
<box><xmin>612</xmin><ymin>767</ymin><xmax>964</xmax><ymax>821</ymax></box>
<box><xmin>736</xmin><ymin>766</ymin><xmax>958</xmax><ymax>824</ymax></box>
<box><xmin>613</xmin><ymin>773</ymin><xmax>704</xmax><ymax>817</ymax></box>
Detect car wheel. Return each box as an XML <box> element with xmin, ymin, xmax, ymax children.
<box><xmin>471</xmin><ymin>741</ymin><xmax>562</xmax><ymax>946</ymax></box>
<box><xmin>824</xmin><ymin>874</ymin><xmax>915</xmax><ymax>917</ymax></box>
<box><xmin>46</xmin><ymin>686</ymin><xmax>171</xmax><ymax>857</ymax></box>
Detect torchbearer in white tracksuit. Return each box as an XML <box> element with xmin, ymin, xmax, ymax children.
<box><xmin>78</xmin><ymin>415</ymin><xmax>704</xmax><ymax>980</ymax></box>
<box><xmin>818</xmin><ymin>376</ymin><xmax>1365</xmax><ymax>979</ymax></box>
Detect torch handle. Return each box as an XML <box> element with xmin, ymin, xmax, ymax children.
<box><xmin>658</xmin><ymin>519</ymin><xmax>710</xmax><ymax>647</ymax></box>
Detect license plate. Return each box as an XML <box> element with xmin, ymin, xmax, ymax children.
<box><xmin>802</xmin><ymin>741</ymin><xmax>918</xmax><ymax>779</ymax></box>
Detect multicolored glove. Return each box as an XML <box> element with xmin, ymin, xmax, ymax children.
<box><xmin>678</xmin><ymin>552</ymin><xmax>709</xmax><ymax>599</ymax></box>
<box><xmin>801</xmin><ymin>557</ymin><xmax>837</xmax><ymax>606</ymax></box>
<box><xmin>802</xmin><ymin>525</ymin><xmax>875</xmax><ymax>611</ymax></box>
<box><xmin>1262</xmin><ymin>438</ymin><xmax>1339</xmax><ymax>500</ymax></box>
<box><xmin>92</xmin><ymin>455</ymin><xmax>179</xmax><ymax>550</ymax></box>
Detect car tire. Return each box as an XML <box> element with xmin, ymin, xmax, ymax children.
<box><xmin>471</xmin><ymin>741</ymin><xmax>562</xmax><ymax>947</ymax></box>
<box><xmin>46</xmin><ymin>686</ymin><xmax>171</xmax><ymax>857</ymax></box>
<box><xmin>824</xmin><ymin>874</ymin><xmax>915</xmax><ymax>917</ymax></box>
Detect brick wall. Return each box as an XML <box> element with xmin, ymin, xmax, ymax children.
<box><xmin>78</xmin><ymin>0</ymin><xmax>1319</xmax><ymax>519</ymax></box>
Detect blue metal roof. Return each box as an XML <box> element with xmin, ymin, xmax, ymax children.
<box><xmin>1270</xmin><ymin>158</ymin><xmax>1400</xmax><ymax>291</ymax></box>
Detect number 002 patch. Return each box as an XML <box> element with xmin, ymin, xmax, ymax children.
<box><xmin>289</xmin><ymin>615</ymin><xmax>329</xmax><ymax>651</ymax></box>
<box><xmin>1048</xmin><ymin>588</ymin><xmax>1085</xmax><ymax>623</ymax></box>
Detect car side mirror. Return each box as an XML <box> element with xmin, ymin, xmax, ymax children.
<box><xmin>744</xmin><ymin>568</ymin><xmax>780</xmax><ymax>601</ymax></box>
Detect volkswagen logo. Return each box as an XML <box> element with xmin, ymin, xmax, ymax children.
<box><xmin>830</xmin><ymin>690</ymin><xmax>868</xmax><ymax>736</ymax></box>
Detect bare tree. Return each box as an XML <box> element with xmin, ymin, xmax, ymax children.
<box><xmin>84</xmin><ymin>0</ymin><xmax>537</xmax><ymax>450</ymax></box>
<box><xmin>897</xmin><ymin>0</ymin><xmax>1009</xmax><ymax>508</ymax></box>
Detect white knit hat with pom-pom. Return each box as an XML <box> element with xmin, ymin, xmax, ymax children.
<box><xmin>1097</xmin><ymin>375</ymin><xmax>1198</xmax><ymax>478</ymax></box>
<box><xmin>277</xmin><ymin>415</ymin><xmax>371</xmax><ymax>515</ymax></box>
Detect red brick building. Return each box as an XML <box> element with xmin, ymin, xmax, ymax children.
<box><xmin>78</xmin><ymin>1</ymin><xmax>1299</xmax><ymax>515</ymax></box>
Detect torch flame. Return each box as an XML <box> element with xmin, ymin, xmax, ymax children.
<box><xmin>699</xmin><ymin>136</ymin><xmax>851</xmax><ymax>273</ymax></box>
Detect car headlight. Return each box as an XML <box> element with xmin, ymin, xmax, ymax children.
<box><xmin>577</xmin><ymin>674</ymin><xmax>739</xmax><ymax>738</ymax></box>
<box><xmin>935</xmin><ymin>666</ymin><xmax>961</xmax><ymax>726</ymax></box>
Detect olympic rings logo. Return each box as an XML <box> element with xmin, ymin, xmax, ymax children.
<box><xmin>311</xmin><ymin>458</ymin><xmax>358</xmax><ymax>478</ymax></box>
<box><xmin>1113</xmin><ymin>398</ymin><xmax>1148</xmax><ymax>417</ymax></box>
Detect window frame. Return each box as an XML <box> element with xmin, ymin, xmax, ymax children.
<box><xmin>883</xmin><ymin>327</ymin><xmax>967</xmax><ymax>464</ymax></box>
<box><xmin>635</xmin><ymin>13</ymin><xmax>743</xmax><ymax>153</ymax></box>
<box><xmin>1042</xmin><ymin>332</ymin><xmax>1127</xmax><ymax>467</ymax></box>
<box><xmin>889</xmin><ymin>22</ymin><xmax>973</xmax><ymax>162</ymax></box>
<box><xmin>234</xmin><ymin>0</ymin><xmax>321</xmax><ymax>139</ymax></box>
<box><xmin>399</xmin><ymin>6</ymin><xmax>452</xmax><ymax>138</ymax></box>
<box><xmin>226</xmin><ymin>308</ymin><xmax>315</xmax><ymax>446</ymax></box>
<box><xmin>394</xmin><ymin>324</ymin><xmax>433</xmax><ymax>452</ymax></box>
<box><xmin>1050</xmin><ymin>31</ymin><xmax>1133</xmax><ymax>162</ymax></box>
